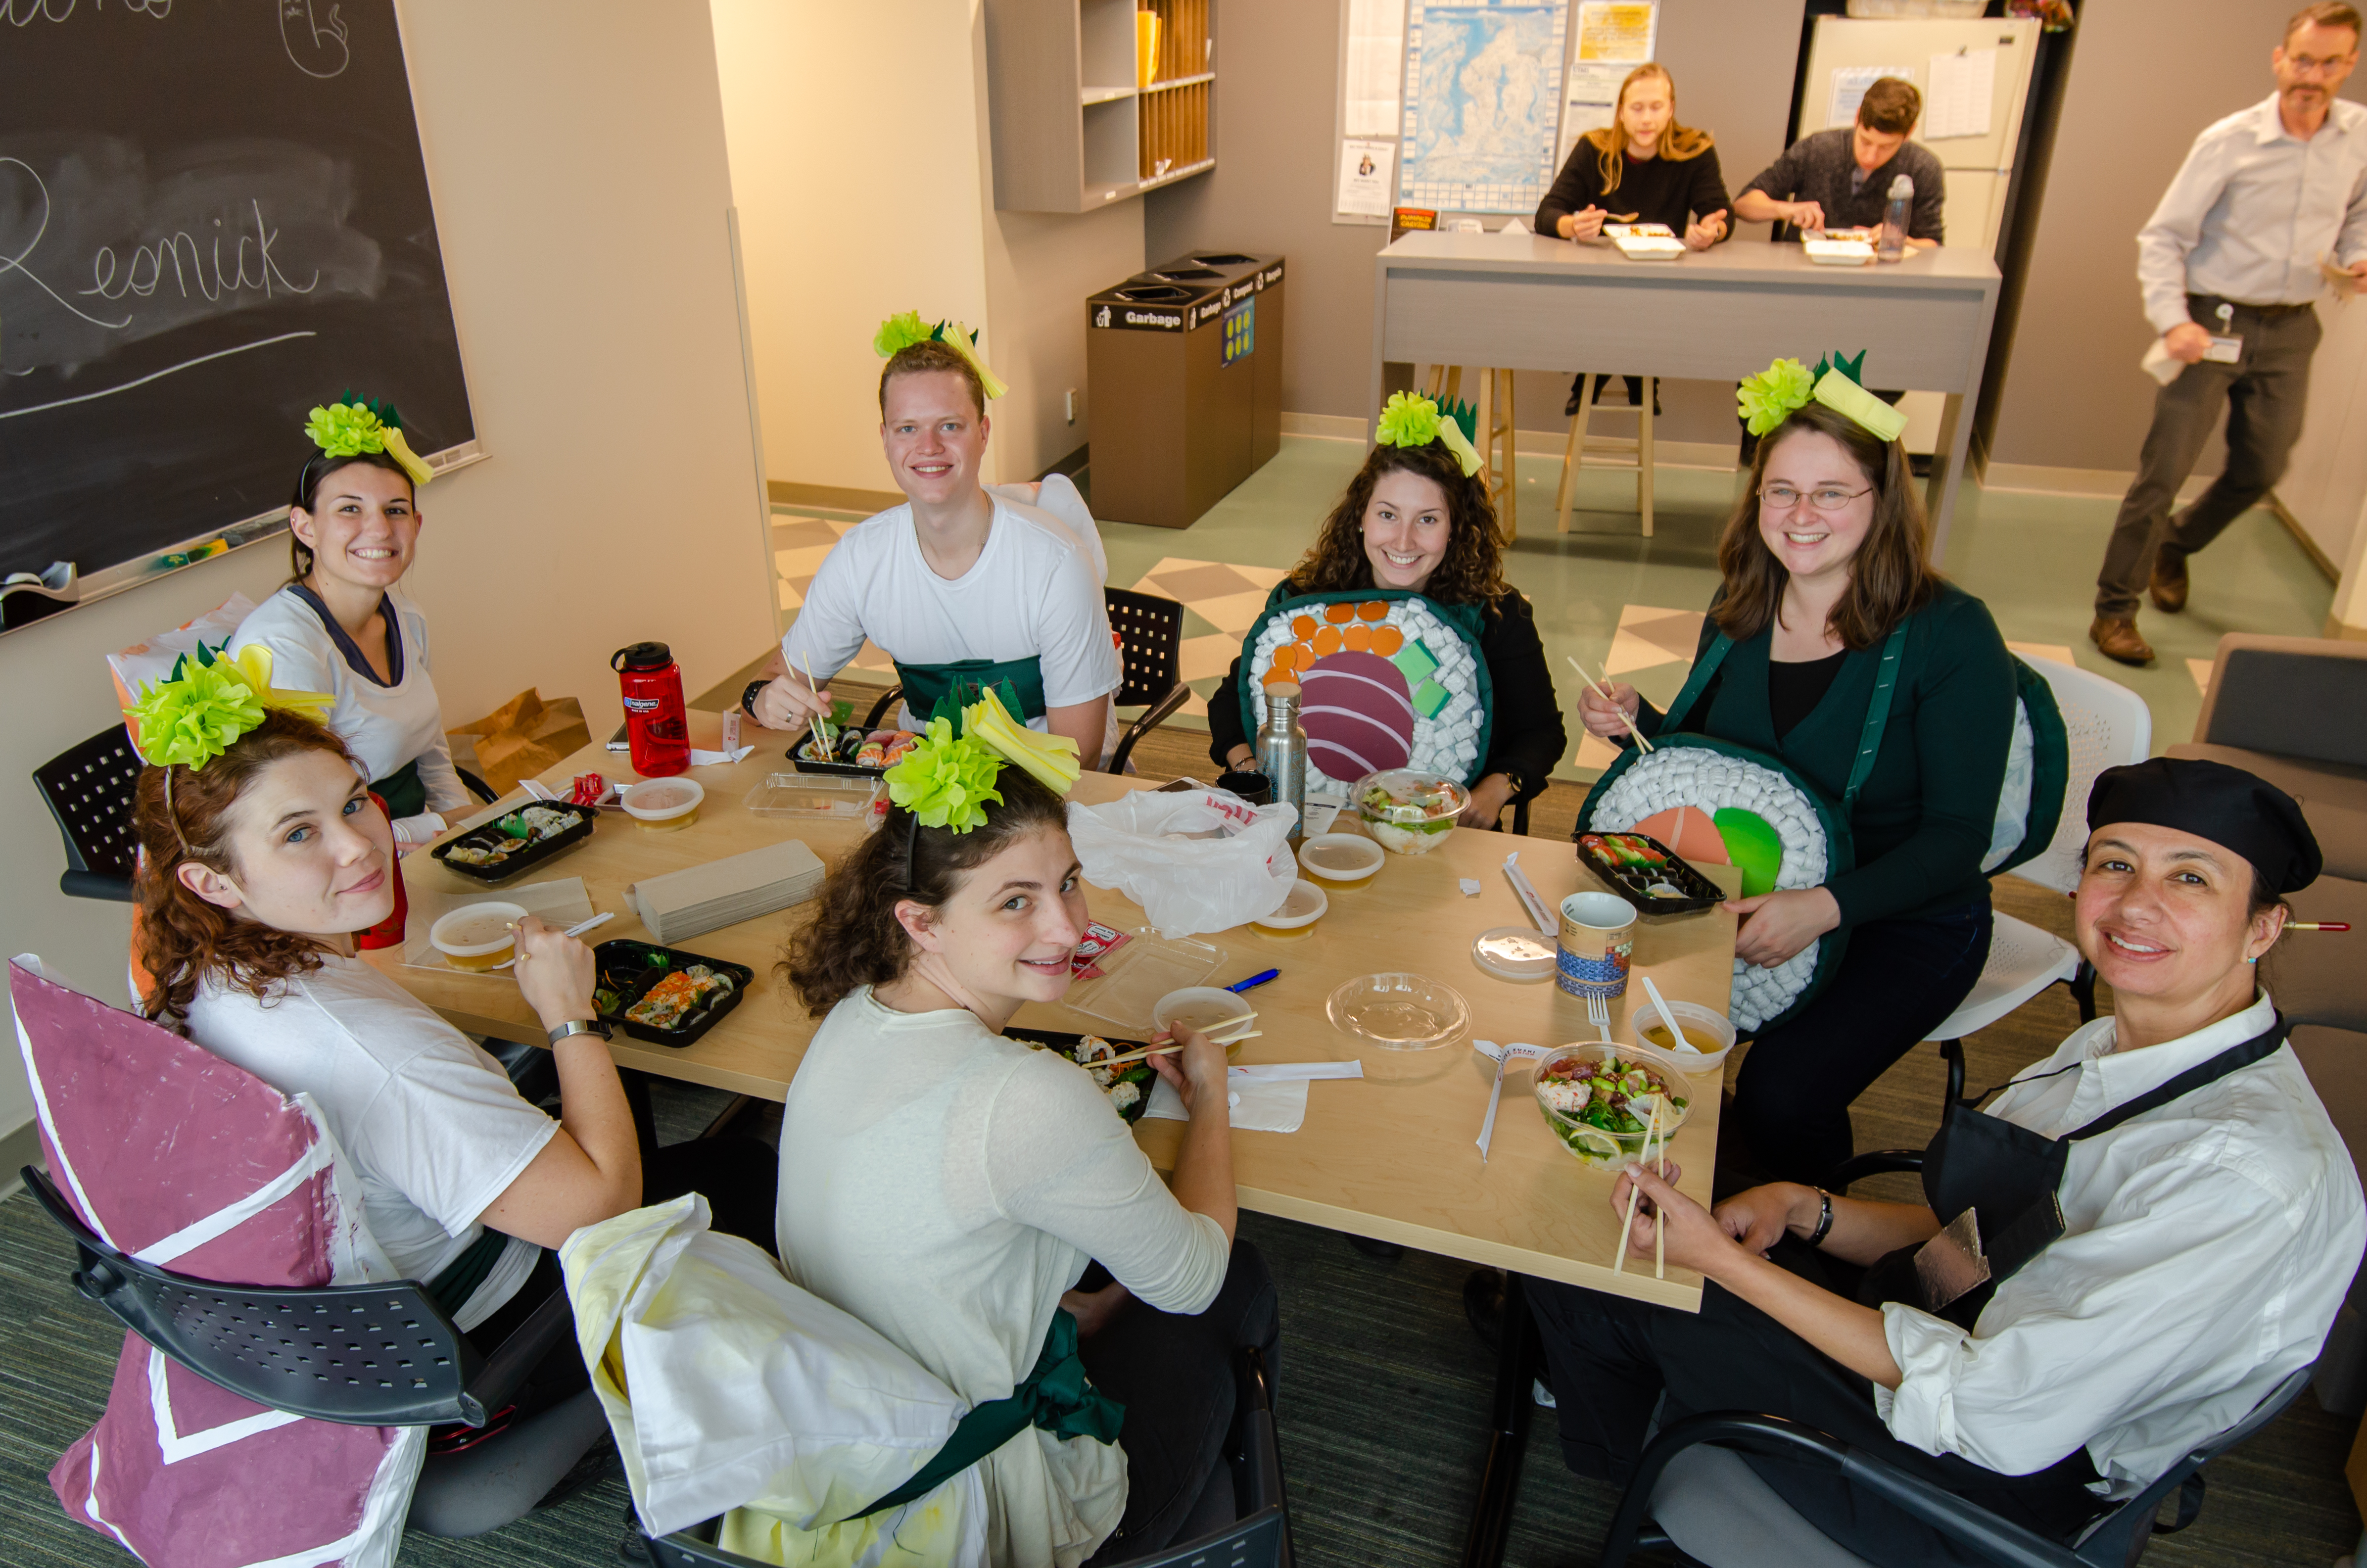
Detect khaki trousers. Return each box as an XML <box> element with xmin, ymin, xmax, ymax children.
<box><xmin>2095</xmin><ymin>295</ymin><xmax>2321</xmax><ymax>617</ymax></box>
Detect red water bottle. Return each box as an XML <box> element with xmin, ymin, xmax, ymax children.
<box><xmin>614</xmin><ymin>642</ymin><xmax>691</xmax><ymax>777</ymax></box>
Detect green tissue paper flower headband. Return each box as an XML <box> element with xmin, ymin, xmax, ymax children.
<box><xmin>1374</xmin><ymin>390</ymin><xmax>1483</xmax><ymax>476</ymax></box>
<box><xmin>874</xmin><ymin>310</ymin><xmax>1010</xmax><ymax>402</ymax></box>
<box><xmin>305</xmin><ymin>391</ymin><xmax>433</xmax><ymax>487</ymax></box>
<box><xmin>1735</xmin><ymin>352</ymin><xmax>1907</xmax><ymax>444</ymax></box>
<box><xmin>123</xmin><ymin>644</ymin><xmax>335</xmax><ymax>771</ymax></box>
<box><xmin>883</xmin><ymin>717</ymin><xmax>1007</xmax><ymax>832</ymax></box>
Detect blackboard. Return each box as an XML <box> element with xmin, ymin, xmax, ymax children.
<box><xmin>0</xmin><ymin>0</ymin><xmax>476</xmax><ymax>620</ymax></box>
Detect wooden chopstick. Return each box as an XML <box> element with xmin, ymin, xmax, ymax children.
<box><xmin>1566</xmin><ymin>654</ymin><xmax>1654</xmax><ymax>753</ymax></box>
<box><xmin>1611</xmin><ymin>1098</ymin><xmax>1666</xmax><ymax>1277</ymax></box>
<box><xmin>1099</xmin><ymin>1029</ymin><xmax>1264</xmax><ymax>1070</ymax></box>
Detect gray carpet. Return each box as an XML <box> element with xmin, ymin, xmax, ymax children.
<box><xmin>4</xmin><ymin>718</ymin><xmax>2359</xmax><ymax>1563</ymax></box>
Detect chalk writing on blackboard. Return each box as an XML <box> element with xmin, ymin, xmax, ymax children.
<box><xmin>281</xmin><ymin>0</ymin><xmax>351</xmax><ymax>79</ymax></box>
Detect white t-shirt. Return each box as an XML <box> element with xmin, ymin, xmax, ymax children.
<box><xmin>233</xmin><ymin>583</ymin><xmax>469</xmax><ymax>832</ymax></box>
<box><xmin>181</xmin><ymin>954</ymin><xmax>557</xmax><ymax>1330</ymax></box>
<box><xmin>776</xmin><ymin>991</ymin><xmax>1230</xmax><ymax>1568</ymax></box>
<box><xmin>784</xmin><ymin>491</ymin><xmax>1121</xmax><ymax>722</ymax></box>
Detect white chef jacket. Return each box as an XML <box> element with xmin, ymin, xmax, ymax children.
<box><xmin>1875</xmin><ymin>992</ymin><xmax>2365</xmax><ymax>1491</ymax></box>
<box><xmin>2136</xmin><ymin>93</ymin><xmax>2367</xmax><ymax>333</ymax></box>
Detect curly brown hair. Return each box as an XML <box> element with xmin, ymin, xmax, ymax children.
<box><xmin>1712</xmin><ymin>399</ymin><xmax>1940</xmax><ymax>650</ymax></box>
<box><xmin>133</xmin><ymin>709</ymin><xmax>359</xmax><ymax>1026</ymax></box>
<box><xmin>878</xmin><ymin>338</ymin><xmax>986</xmax><ymax>420</ymax></box>
<box><xmin>782</xmin><ymin>767</ymin><xmax>1072</xmax><ymax>1017</ymax></box>
<box><xmin>1285</xmin><ymin>436</ymin><xmax>1510</xmax><ymax>606</ymax></box>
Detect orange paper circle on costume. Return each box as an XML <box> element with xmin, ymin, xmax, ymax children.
<box><xmin>1271</xmin><ymin>643</ymin><xmax>1301</xmax><ymax>673</ymax></box>
<box><xmin>1324</xmin><ymin>602</ymin><xmax>1357</xmax><ymax>624</ymax></box>
<box><xmin>1342</xmin><ymin>624</ymin><xmax>1372</xmax><ymax>652</ymax></box>
<box><xmin>1371</xmin><ymin>626</ymin><xmax>1404</xmax><ymax>656</ymax></box>
<box><xmin>1358</xmin><ymin>600</ymin><xmax>1389</xmax><ymax>621</ymax></box>
<box><xmin>1261</xmin><ymin>666</ymin><xmax>1298</xmax><ymax>688</ymax></box>
<box><xmin>1313</xmin><ymin>625</ymin><xmax>1343</xmax><ymax>657</ymax></box>
<box><xmin>1632</xmin><ymin>806</ymin><xmax>1731</xmax><ymax>866</ymax></box>
<box><xmin>1291</xmin><ymin>616</ymin><xmax>1318</xmax><ymax>639</ymax></box>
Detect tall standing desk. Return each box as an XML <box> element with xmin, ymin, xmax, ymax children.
<box><xmin>1369</xmin><ymin>231</ymin><xmax>2004</xmax><ymax>557</ymax></box>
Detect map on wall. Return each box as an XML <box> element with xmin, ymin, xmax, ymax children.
<box><xmin>1398</xmin><ymin>0</ymin><xmax>1569</xmax><ymax>213</ymax></box>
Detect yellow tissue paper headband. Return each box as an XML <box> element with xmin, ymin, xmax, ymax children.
<box><xmin>1373</xmin><ymin>390</ymin><xmax>1483</xmax><ymax>477</ymax></box>
<box><xmin>304</xmin><ymin>394</ymin><xmax>433</xmax><ymax>489</ymax></box>
<box><xmin>1736</xmin><ymin>352</ymin><xmax>1908</xmax><ymax>445</ymax></box>
<box><xmin>874</xmin><ymin>310</ymin><xmax>1010</xmax><ymax>402</ymax></box>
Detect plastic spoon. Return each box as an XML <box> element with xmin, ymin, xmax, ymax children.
<box><xmin>1640</xmin><ymin>976</ymin><xmax>1695</xmax><ymax>1056</ymax></box>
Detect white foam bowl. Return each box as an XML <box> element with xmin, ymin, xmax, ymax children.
<box><xmin>621</xmin><ymin>776</ymin><xmax>704</xmax><ymax>829</ymax></box>
<box><xmin>1298</xmin><ymin>833</ymin><xmax>1385</xmax><ymax>889</ymax></box>
<box><xmin>428</xmin><ymin>901</ymin><xmax>526</xmax><ymax>972</ymax></box>
<box><xmin>1627</xmin><ymin>999</ymin><xmax>1738</xmax><ymax>1072</ymax></box>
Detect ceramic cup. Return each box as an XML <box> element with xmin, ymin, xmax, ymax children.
<box><xmin>1556</xmin><ymin>891</ymin><xmax>1637</xmax><ymax>1001</ymax></box>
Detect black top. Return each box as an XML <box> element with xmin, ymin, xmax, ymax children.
<box><xmin>1738</xmin><ymin>128</ymin><xmax>1946</xmax><ymax>240</ymax></box>
<box><xmin>1535</xmin><ymin>142</ymin><xmax>1730</xmax><ymax>239</ymax></box>
<box><xmin>290</xmin><ymin>583</ymin><xmax>402</xmax><ymax>688</ymax></box>
<box><xmin>1208</xmin><ymin>583</ymin><xmax>1567</xmax><ymax>804</ymax></box>
<box><xmin>1767</xmin><ymin>649</ymin><xmax>1848</xmax><ymax>739</ymax></box>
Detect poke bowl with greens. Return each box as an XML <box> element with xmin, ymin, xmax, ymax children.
<box><xmin>1531</xmin><ymin>1042</ymin><xmax>1695</xmax><ymax>1166</ymax></box>
<box><xmin>1353</xmin><ymin>769</ymin><xmax>1468</xmax><ymax>855</ymax></box>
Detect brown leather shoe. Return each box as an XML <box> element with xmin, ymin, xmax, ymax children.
<box><xmin>2149</xmin><ymin>547</ymin><xmax>2189</xmax><ymax>613</ymax></box>
<box><xmin>2089</xmin><ymin>615</ymin><xmax>2155</xmax><ymax>666</ymax></box>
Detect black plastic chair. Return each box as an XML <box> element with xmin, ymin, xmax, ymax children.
<box><xmin>458</xmin><ymin>767</ymin><xmax>499</xmax><ymax>804</ymax></box>
<box><xmin>34</xmin><ymin>724</ymin><xmax>142</xmax><ymax>902</ymax></box>
<box><xmin>1598</xmin><ymin>1365</ymin><xmax>2316</xmax><ymax>1568</ymax></box>
<box><xmin>643</xmin><ymin>1346</ymin><xmax>1291</xmax><ymax>1568</ymax></box>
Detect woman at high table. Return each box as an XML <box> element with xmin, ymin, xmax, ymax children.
<box><xmin>1529</xmin><ymin>757</ymin><xmax>2362</xmax><ymax>1565</ymax></box>
<box><xmin>776</xmin><ymin>721</ymin><xmax>1278</xmax><ymax>1567</ymax></box>
<box><xmin>1536</xmin><ymin>62</ymin><xmax>1729</xmax><ymax>419</ymax></box>
<box><xmin>1579</xmin><ymin>359</ymin><xmax>2016</xmax><ymax>1185</ymax></box>
<box><xmin>231</xmin><ymin>396</ymin><xmax>471</xmax><ymax>850</ymax></box>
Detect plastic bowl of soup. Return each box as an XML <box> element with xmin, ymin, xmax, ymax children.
<box><xmin>1250</xmin><ymin>878</ymin><xmax>1327</xmax><ymax>939</ymax></box>
<box><xmin>1627</xmin><ymin>999</ymin><xmax>1737</xmax><ymax>1072</ymax></box>
<box><xmin>621</xmin><ymin>777</ymin><xmax>704</xmax><ymax>831</ymax></box>
<box><xmin>429</xmin><ymin>901</ymin><xmax>527</xmax><ymax>972</ymax></box>
<box><xmin>1298</xmin><ymin>833</ymin><xmax>1385</xmax><ymax>890</ymax></box>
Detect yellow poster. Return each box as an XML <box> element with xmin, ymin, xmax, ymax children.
<box><xmin>1575</xmin><ymin>0</ymin><xmax>1656</xmax><ymax>63</ymax></box>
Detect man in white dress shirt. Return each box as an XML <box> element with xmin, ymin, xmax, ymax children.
<box><xmin>2092</xmin><ymin>2</ymin><xmax>2367</xmax><ymax>666</ymax></box>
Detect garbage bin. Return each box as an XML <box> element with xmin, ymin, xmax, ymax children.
<box><xmin>1085</xmin><ymin>251</ymin><xmax>1284</xmax><ymax>530</ymax></box>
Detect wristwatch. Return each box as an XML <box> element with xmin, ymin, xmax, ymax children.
<box><xmin>546</xmin><ymin>1018</ymin><xmax>614</xmax><ymax>1046</ymax></box>
<box><xmin>741</xmin><ymin>678</ymin><xmax>769</xmax><ymax>718</ymax></box>
<box><xmin>1499</xmin><ymin>770</ymin><xmax>1526</xmax><ymax>800</ymax></box>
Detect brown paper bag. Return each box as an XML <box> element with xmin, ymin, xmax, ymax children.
<box><xmin>447</xmin><ymin>689</ymin><xmax>593</xmax><ymax>795</ymax></box>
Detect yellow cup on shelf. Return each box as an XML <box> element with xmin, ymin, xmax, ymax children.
<box><xmin>1136</xmin><ymin>10</ymin><xmax>1161</xmax><ymax>87</ymax></box>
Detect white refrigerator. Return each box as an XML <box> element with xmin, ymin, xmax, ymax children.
<box><xmin>1794</xmin><ymin>15</ymin><xmax>2041</xmax><ymax>454</ymax></box>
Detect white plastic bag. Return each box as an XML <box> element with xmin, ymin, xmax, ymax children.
<box><xmin>1066</xmin><ymin>790</ymin><xmax>1298</xmax><ymax>937</ymax></box>
<box><xmin>105</xmin><ymin>592</ymin><xmax>258</xmax><ymax>711</ymax></box>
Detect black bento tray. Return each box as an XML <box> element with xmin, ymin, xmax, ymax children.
<box><xmin>430</xmin><ymin>802</ymin><xmax>597</xmax><ymax>885</ymax></box>
<box><xmin>1005</xmin><ymin>1025</ymin><xmax>1157</xmax><ymax>1124</ymax></box>
<box><xmin>1576</xmin><ymin>830</ymin><xmax>1727</xmax><ymax>914</ymax></box>
<box><xmin>789</xmin><ymin>732</ymin><xmax>890</xmax><ymax>778</ymax></box>
<box><xmin>593</xmin><ymin>940</ymin><xmax>756</xmax><ymax>1047</ymax></box>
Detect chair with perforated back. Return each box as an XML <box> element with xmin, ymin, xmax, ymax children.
<box><xmin>22</xmin><ymin>1163</ymin><xmax>605</xmax><ymax>1536</ymax></box>
<box><xmin>642</xmin><ymin>1346</ymin><xmax>1291</xmax><ymax>1568</ymax></box>
<box><xmin>1915</xmin><ymin>657</ymin><xmax>2152</xmax><ymax>1057</ymax></box>
<box><xmin>34</xmin><ymin>724</ymin><xmax>143</xmax><ymax>902</ymax></box>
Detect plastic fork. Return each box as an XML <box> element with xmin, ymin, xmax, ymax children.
<box><xmin>1585</xmin><ymin>992</ymin><xmax>1614</xmax><ymax>1043</ymax></box>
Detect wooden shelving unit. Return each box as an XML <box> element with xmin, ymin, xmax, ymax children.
<box><xmin>985</xmin><ymin>0</ymin><xmax>1216</xmax><ymax>214</ymax></box>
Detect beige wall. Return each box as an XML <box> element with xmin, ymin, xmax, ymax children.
<box><xmin>1143</xmin><ymin>0</ymin><xmax>1804</xmax><ymax>448</ymax></box>
<box><xmin>0</xmin><ymin>0</ymin><xmax>771</xmax><ymax>1143</ymax></box>
<box><xmin>1985</xmin><ymin>0</ymin><xmax>2362</xmax><ymax>475</ymax></box>
<box><xmin>712</xmin><ymin>0</ymin><xmax>1143</xmax><ymax>492</ymax></box>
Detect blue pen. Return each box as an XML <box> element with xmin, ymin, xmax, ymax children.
<box><xmin>1226</xmin><ymin>969</ymin><xmax>1279</xmax><ymax>995</ymax></box>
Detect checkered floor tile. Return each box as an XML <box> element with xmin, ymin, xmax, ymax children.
<box><xmin>773</xmin><ymin>514</ymin><xmax>893</xmax><ymax>674</ymax></box>
<box><xmin>1126</xmin><ymin>557</ymin><xmax>1291</xmax><ymax>719</ymax></box>
<box><xmin>1572</xmin><ymin>603</ymin><xmax>1704</xmax><ymax>772</ymax></box>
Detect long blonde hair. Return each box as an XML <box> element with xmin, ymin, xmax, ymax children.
<box><xmin>1585</xmin><ymin>64</ymin><xmax>1714</xmax><ymax>194</ymax></box>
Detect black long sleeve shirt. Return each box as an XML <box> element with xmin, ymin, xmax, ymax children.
<box><xmin>1535</xmin><ymin>142</ymin><xmax>1731</xmax><ymax>239</ymax></box>
<box><xmin>1208</xmin><ymin>584</ymin><xmax>1567</xmax><ymax>804</ymax></box>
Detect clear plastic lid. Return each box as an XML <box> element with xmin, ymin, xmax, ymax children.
<box><xmin>1470</xmin><ymin>925</ymin><xmax>1556</xmax><ymax>983</ymax></box>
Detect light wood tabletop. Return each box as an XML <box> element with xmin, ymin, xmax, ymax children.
<box><xmin>370</xmin><ymin>712</ymin><xmax>1738</xmax><ymax>1306</ymax></box>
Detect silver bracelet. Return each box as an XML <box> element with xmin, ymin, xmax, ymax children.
<box><xmin>545</xmin><ymin>1018</ymin><xmax>612</xmax><ymax>1046</ymax></box>
<box><xmin>1805</xmin><ymin>1188</ymin><xmax>1835</xmax><ymax>1248</ymax></box>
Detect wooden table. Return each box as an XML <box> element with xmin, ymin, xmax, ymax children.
<box><xmin>1368</xmin><ymin>229</ymin><xmax>2003</xmax><ymax>557</ymax></box>
<box><xmin>375</xmin><ymin>713</ymin><xmax>1740</xmax><ymax>1566</ymax></box>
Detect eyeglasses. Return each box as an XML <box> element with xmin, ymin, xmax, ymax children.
<box><xmin>2284</xmin><ymin>51</ymin><xmax>2356</xmax><ymax>76</ymax></box>
<box><xmin>1759</xmin><ymin>484</ymin><xmax>1873</xmax><ymax>514</ymax></box>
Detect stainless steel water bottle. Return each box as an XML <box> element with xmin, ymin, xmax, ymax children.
<box><xmin>1256</xmin><ymin>681</ymin><xmax>1309</xmax><ymax>842</ymax></box>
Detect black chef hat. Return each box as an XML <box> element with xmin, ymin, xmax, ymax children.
<box><xmin>2086</xmin><ymin>757</ymin><xmax>2321</xmax><ymax>896</ymax></box>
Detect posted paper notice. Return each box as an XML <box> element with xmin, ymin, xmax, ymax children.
<box><xmin>1345</xmin><ymin>0</ymin><xmax>1407</xmax><ymax>137</ymax></box>
<box><xmin>1338</xmin><ymin>139</ymin><xmax>1397</xmax><ymax>216</ymax></box>
<box><xmin>1925</xmin><ymin>48</ymin><xmax>1995</xmax><ymax>140</ymax></box>
<box><xmin>1828</xmin><ymin>64</ymin><xmax>1915</xmax><ymax>130</ymax></box>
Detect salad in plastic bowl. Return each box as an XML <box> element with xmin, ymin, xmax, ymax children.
<box><xmin>1353</xmin><ymin>769</ymin><xmax>1468</xmax><ymax>855</ymax></box>
<box><xmin>1532</xmin><ymin>1042</ymin><xmax>1695</xmax><ymax>1165</ymax></box>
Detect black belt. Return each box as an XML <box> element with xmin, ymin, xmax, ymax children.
<box><xmin>2187</xmin><ymin>292</ymin><xmax>2316</xmax><ymax>318</ymax></box>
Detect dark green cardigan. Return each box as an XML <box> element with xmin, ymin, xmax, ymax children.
<box><xmin>1631</xmin><ymin>581</ymin><xmax>2016</xmax><ymax>927</ymax></box>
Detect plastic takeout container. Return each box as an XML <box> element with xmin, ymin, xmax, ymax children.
<box><xmin>1326</xmin><ymin>972</ymin><xmax>1469</xmax><ymax>1051</ymax></box>
<box><xmin>430</xmin><ymin>801</ymin><xmax>596</xmax><ymax>886</ymax></box>
<box><xmin>1353</xmin><ymin>768</ymin><xmax>1467</xmax><ymax>856</ymax></box>
<box><xmin>1628</xmin><ymin>999</ymin><xmax>1738</xmax><ymax>1072</ymax></box>
<box><xmin>1250</xmin><ymin>878</ymin><xmax>1327</xmax><ymax>939</ymax></box>
<box><xmin>428</xmin><ymin>901</ymin><xmax>526</xmax><ymax>972</ymax></box>
<box><xmin>1532</xmin><ymin>1040</ymin><xmax>1698</xmax><ymax>1166</ymax></box>
<box><xmin>1298</xmin><ymin>833</ymin><xmax>1385</xmax><ymax>889</ymax></box>
<box><xmin>1066</xmin><ymin>929</ymin><xmax>1225</xmax><ymax>1031</ymax></box>
<box><xmin>592</xmin><ymin>940</ymin><xmax>755</xmax><ymax>1047</ymax></box>
<box><xmin>621</xmin><ymin>777</ymin><xmax>704</xmax><ymax>831</ymax></box>
<box><xmin>743</xmin><ymin>771</ymin><xmax>880</xmax><ymax>819</ymax></box>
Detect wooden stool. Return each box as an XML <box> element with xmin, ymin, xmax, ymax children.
<box><xmin>1420</xmin><ymin>364</ymin><xmax>1518</xmax><ymax>541</ymax></box>
<box><xmin>1555</xmin><ymin>374</ymin><xmax>1655</xmax><ymax>537</ymax></box>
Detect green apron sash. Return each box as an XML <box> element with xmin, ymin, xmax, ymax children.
<box><xmin>372</xmin><ymin>759</ymin><xmax>428</xmax><ymax>820</ymax></box>
<box><xmin>893</xmin><ymin>655</ymin><xmax>1049</xmax><ymax>727</ymax></box>
<box><xmin>424</xmin><ymin>1227</ymin><xmax>512</xmax><ymax>1320</ymax></box>
<box><xmin>855</xmin><ymin>1309</ymin><xmax>1124</xmax><ymax>1519</ymax></box>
